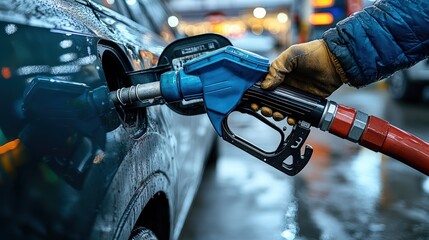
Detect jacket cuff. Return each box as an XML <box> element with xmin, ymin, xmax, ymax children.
<box><xmin>323</xmin><ymin>40</ymin><xmax>349</xmax><ymax>84</ymax></box>
<box><xmin>323</xmin><ymin>28</ymin><xmax>364</xmax><ymax>87</ymax></box>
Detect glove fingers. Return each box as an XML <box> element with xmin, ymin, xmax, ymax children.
<box><xmin>261</xmin><ymin>67</ymin><xmax>284</xmax><ymax>90</ymax></box>
<box><xmin>261</xmin><ymin>49</ymin><xmax>294</xmax><ymax>90</ymax></box>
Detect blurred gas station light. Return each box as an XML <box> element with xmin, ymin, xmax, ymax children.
<box><xmin>311</xmin><ymin>0</ymin><xmax>334</xmax><ymax>8</ymax></box>
<box><xmin>168</xmin><ymin>16</ymin><xmax>180</xmax><ymax>28</ymax></box>
<box><xmin>253</xmin><ymin>7</ymin><xmax>266</xmax><ymax>19</ymax></box>
<box><xmin>206</xmin><ymin>11</ymin><xmax>226</xmax><ymax>23</ymax></box>
<box><xmin>225</xmin><ymin>21</ymin><xmax>246</xmax><ymax>38</ymax></box>
<box><xmin>309</xmin><ymin>12</ymin><xmax>334</xmax><ymax>25</ymax></box>
<box><xmin>267</xmin><ymin>24</ymin><xmax>281</xmax><ymax>34</ymax></box>
<box><xmin>251</xmin><ymin>24</ymin><xmax>264</xmax><ymax>35</ymax></box>
<box><xmin>277</xmin><ymin>12</ymin><xmax>289</xmax><ymax>23</ymax></box>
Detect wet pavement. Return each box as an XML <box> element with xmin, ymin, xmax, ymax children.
<box><xmin>180</xmin><ymin>85</ymin><xmax>429</xmax><ymax>240</ymax></box>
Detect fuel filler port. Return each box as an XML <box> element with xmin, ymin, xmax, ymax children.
<box><xmin>98</xmin><ymin>42</ymin><xmax>147</xmax><ymax>138</ymax></box>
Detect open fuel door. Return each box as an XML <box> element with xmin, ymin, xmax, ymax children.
<box><xmin>126</xmin><ymin>33</ymin><xmax>232</xmax><ymax>115</ymax></box>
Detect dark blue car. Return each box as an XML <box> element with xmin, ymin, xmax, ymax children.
<box><xmin>0</xmin><ymin>0</ymin><xmax>217</xmax><ymax>239</ymax></box>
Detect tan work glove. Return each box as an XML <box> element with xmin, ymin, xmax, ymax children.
<box><xmin>252</xmin><ymin>39</ymin><xmax>348</xmax><ymax>121</ymax></box>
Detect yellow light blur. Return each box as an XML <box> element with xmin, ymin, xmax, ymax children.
<box><xmin>268</xmin><ymin>24</ymin><xmax>281</xmax><ymax>34</ymax></box>
<box><xmin>225</xmin><ymin>21</ymin><xmax>246</xmax><ymax>38</ymax></box>
<box><xmin>311</xmin><ymin>0</ymin><xmax>335</xmax><ymax>8</ymax></box>
<box><xmin>309</xmin><ymin>12</ymin><xmax>334</xmax><ymax>25</ymax></box>
<box><xmin>177</xmin><ymin>10</ymin><xmax>294</xmax><ymax>40</ymax></box>
<box><xmin>262</xmin><ymin>18</ymin><xmax>274</xmax><ymax>29</ymax></box>
<box><xmin>253</xmin><ymin>7</ymin><xmax>266</xmax><ymax>19</ymax></box>
<box><xmin>277</xmin><ymin>12</ymin><xmax>289</xmax><ymax>23</ymax></box>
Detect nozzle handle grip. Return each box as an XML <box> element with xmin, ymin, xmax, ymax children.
<box><xmin>244</xmin><ymin>84</ymin><xmax>327</xmax><ymax>127</ymax></box>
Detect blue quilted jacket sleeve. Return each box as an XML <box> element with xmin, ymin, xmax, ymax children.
<box><xmin>323</xmin><ymin>0</ymin><xmax>429</xmax><ymax>87</ymax></box>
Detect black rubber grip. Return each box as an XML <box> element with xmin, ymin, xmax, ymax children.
<box><xmin>243</xmin><ymin>84</ymin><xmax>327</xmax><ymax>127</ymax></box>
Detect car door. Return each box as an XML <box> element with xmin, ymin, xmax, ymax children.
<box><xmin>86</xmin><ymin>0</ymin><xmax>216</xmax><ymax>238</ymax></box>
<box><xmin>0</xmin><ymin>0</ymin><xmax>196</xmax><ymax>239</ymax></box>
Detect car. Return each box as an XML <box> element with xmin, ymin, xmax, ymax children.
<box><xmin>387</xmin><ymin>59</ymin><xmax>429</xmax><ymax>102</ymax></box>
<box><xmin>0</xmin><ymin>0</ymin><xmax>217</xmax><ymax>239</ymax></box>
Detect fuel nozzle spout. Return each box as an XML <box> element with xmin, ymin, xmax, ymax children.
<box><xmin>110</xmin><ymin>81</ymin><xmax>162</xmax><ymax>107</ymax></box>
<box><xmin>110</xmin><ymin>70</ymin><xmax>203</xmax><ymax>107</ymax></box>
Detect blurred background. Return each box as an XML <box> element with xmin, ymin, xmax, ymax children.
<box><xmin>163</xmin><ymin>0</ymin><xmax>429</xmax><ymax>239</ymax></box>
<box><xmin>166</xmin><ymin>0</ymin><xmax>375</xmax><ymax>55</ymax></box>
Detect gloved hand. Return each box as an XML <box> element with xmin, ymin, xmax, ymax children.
<box><xmin>252</xmin><ymin>39</ymin><xmax>348</xmax><ymax>121</ymax></box>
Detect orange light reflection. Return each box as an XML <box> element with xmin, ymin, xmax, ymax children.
<box><xmin>0</xmin><ymin>139</ymin><xmax>20</xmax><ymax>155</ymax></box>
<box><xmin>1</xmin><ymin>67</ymin><xmax>11</xmax><ymax>79</ymax></box>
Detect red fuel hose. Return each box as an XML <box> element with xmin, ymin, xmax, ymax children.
<box><xmin>329</xmin><ymin>105</ymin><xmax>429</xmax><ymax>175</ymax></box>
<box><xmin>360</xmin><ymin>116</ymin><xmax>429</xmax><ymax>175</ymax></box>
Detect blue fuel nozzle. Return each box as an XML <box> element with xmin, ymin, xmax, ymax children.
<box><xmin>160</xmin><ymin>46</ymin><xmax>270</xmax><ymax>136</ymax></box>
<box><xmin>160</xmin><ymin>70</ymin><xmax>203</xmax><ymax>103</ymax></box>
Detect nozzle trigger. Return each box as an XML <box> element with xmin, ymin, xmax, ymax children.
<box><xmin>221</xmin><ymin>107</ymin><xmax>312</xmax><ymax>176</ymax></box>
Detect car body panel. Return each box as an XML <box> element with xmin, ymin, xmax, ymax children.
<box><xmin>0</xmin><ymin>0</ymin><xmax>215</xmax><ymax>239</ymax></box>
